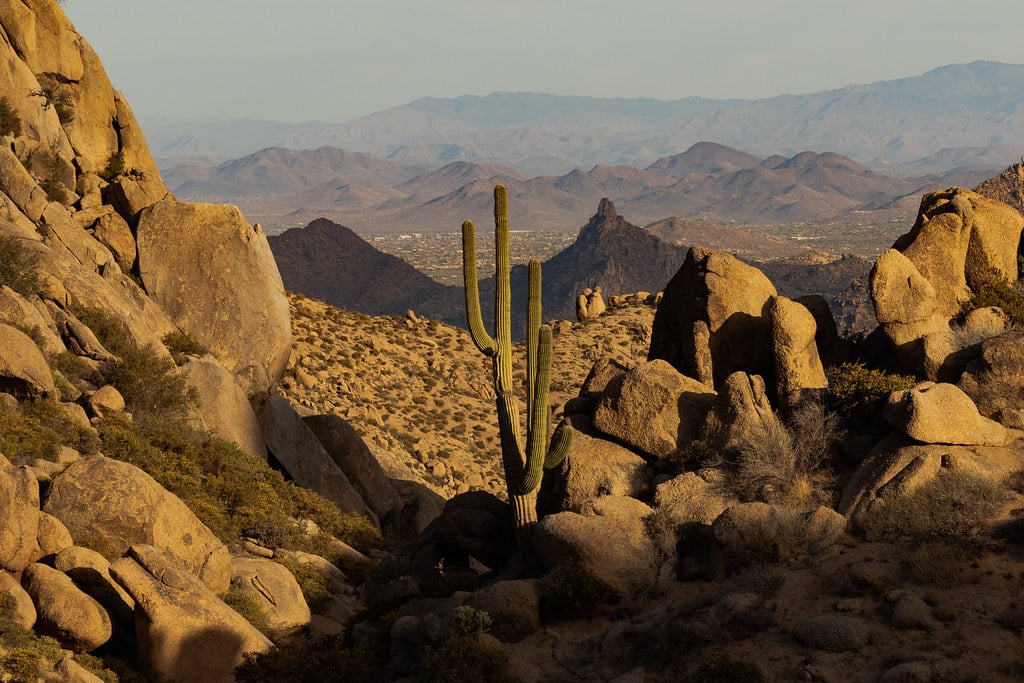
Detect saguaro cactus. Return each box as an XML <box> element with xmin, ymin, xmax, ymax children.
<box><xmin>462</xmin><ymin>184</ymin><xmax>572</xmax><ymax>557</ymax></box>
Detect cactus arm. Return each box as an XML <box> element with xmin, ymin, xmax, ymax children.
<box><xmin>544</xmin><ymin>423</ymin><xmax>573</xmax><ymax>469</ymax></box>
<box><xmin>521</xmin><ymin>323</ymin><xmax>553</xmax><ymax>494</ymax></box>
<box><xmin>461</xmin><ymin>220</ymin><xmax>497</xmax><ymax>356</ymax></box>
<box><xmin>526</xmin><ymin>259</ymin><xmax>541</xmax><ymax>433</ymax></box>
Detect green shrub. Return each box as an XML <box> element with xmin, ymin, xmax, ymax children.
<box><xmin>101</xmin><ymin>151</ymin><xmax>126</xmax><ymax>181</ymax></box>
<box><xmin>163</xmin><ymin>330</ymin><xmax>209</xmax><ymax>359</ymax></box>
<box><xmin>223</xmin><ymin>588</ymin><xmax>273</xmax><ymax>638</ymax></box>
<box><xmin>683</xmin><ymin>654</ymin><xmax>765</xmax><ymax>683</ymax></box>
<box><xmin>97</xmin><ymin>415</ymin><xmax>382</xmax><ymax>559</ymax></box>
<box><xmin>0</xmin><ymin>234</ymin><xmax>40</xmax><ymax>297</ymax></box>
<box><xmin>273</xmin><ymin>559</ymin><xmax>331</xmax><ymax>609</ymax></box>
<box><xmin>39</xmin><ymin>176</ymin><xmax>67</xmax><ymax>204</ymax></box>
<box><xmin>422</xmin><ymin>635</ymin><xmax>514</xmax><ymax>683</ymax></box>
<box><xmin>865</xmin><ymin>469</ymin><xmax>1008</xmax><ymax>541</ymax></box>
<box><xmin>235</xmin><ymin>636</ymin><xmax>382</xmax><ymax>682</ymax></box>
<box><xmin>827</xmin><ymin>363</ymin><xmax>917</xmax><ymax>413</ymax></box>
<box><xmin>963</xmin><ymin>278</ymin><xmax>1024</xmax><ymax>326</ymax></box>
<box><xmin>0</xmin><ymin>399</ymin><xmax>98</xmax><ymax>465</ymax></box>
<box><xmin>0</xmin><ymin>96</ymin><xmax>21</xmax><ymax>137</ymax></box>
<box><xmin>541</xmin><ymin>560</ymin><xmax>615</xmax><ymax>619</ymax></box>
<box><xmin>74</xmin><ymin>306</ymin><xmax>194</xmax><ymax>428</ymax></box>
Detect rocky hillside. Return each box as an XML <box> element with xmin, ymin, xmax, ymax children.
<box><xmin>975</xmin><ymin>155</ymin><xmax>1024</xmax><ymax>214</ymax></box>
<box><xmin>8</xmin><ymin>4</ymin><xmax>1024</xmax><ymax>682</ymax></box>
<box><xmin>268</xmin><ymin>218</ymin><xmax>465</xmax><ymax>327</ymax></box>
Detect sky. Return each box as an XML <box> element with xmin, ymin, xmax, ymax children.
<box><xmin>64</xmin><ymin>0</ymin><xmax>1024</xmax><ymax>125</ymax></box>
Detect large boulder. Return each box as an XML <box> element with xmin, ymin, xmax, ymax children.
<box><xmin>42</xmin><ymin>455</ymin><xmax>232</xmax><ymax>593</ymax></box>
<box><xmin>654</xmin><ymin>471</ymin><xmax>734</xmax><ymax>526</ymax></box>
<box><xmin>869</xmin><ymin>249</ymin><xmax>949</xmax><ymax>372</ymax></box>
<box><xmin>53</xmin><ymin>546</ymin><xmax>135</xmax><ymax>629</ymax></box>
<box><xmin>533</xmin><ymin>496</ymin><xmax>660</xmax><ymax>599</ymax></box>
<box><xmin>884</xmin><ymin>382</ymin><xmax>1007</xmax><ymax>446</ymax></box>
<box><xmin>539</xmin><ymin>414</ymin><xmax>653</xmax><ymax>514</ymax></box>
<box><xmin>649</xmin><ymin>247</ymin><xmax>777</xmax><ymax>388</ymax></box>
<box><xmin>892</xmin><ymin>189</ymin><xmax>975</xmax><ymax>317</ymax></box>
<box><xmin>0</xmin><ymin>285</ymin><xmax>63</xmax><ymax>355</ymax></box>
<box><xmin>259</xmin><ymin>395</ymin><xmax>378</xmax><ymax>528</ymax></box>
<box><xmin>303</xmin><ymin>413</ymin><xmax>404</xmax><ymax>530</ymax></box>
<box><xmin>768</xmin><ymin>296</ymin><xmax>828</xmax><ymax>410</ymax></box>
<box><xmin>0</xmin><ymin>570</ymin><xmax>36</xmax><ymax>629</ymax></box>
<box><xmin>110</xmin><ymin>545</ymin><xmax>272</xmax><ymax>683</ymax></box>
<box><xmin>0</xmin><ymin>458</ymin><xmax>40</xmax><ymax>572</ymax></box>
<box><xmin>136</xmin><ymin>198</ymin><xmax>291</xmax><ymax>398</ymax></box>
<box><xmin>0</xmin><ymin>323</ymin><xmax>55</xmax><ymax>398</ymax></box>
<box><xmin>593</xmin><ymin>359</ymin><xmax>715</xmax><ymax>459</ymax></box>
<box><xmin>230</xmin><ymin>557</ymin><xmax>311</xmax><ymax>639</ymax></box>
<box><xmin>959</xmin><ymin>329</ymin><xmax>1024</xmax><ymax>428</ymax></box>
<box><xmin>465</xmin><ymin>579</ymin><xmax>543</xmax><ymax>643</ymax></box>
<box><xmin>21</xmin><ymin>562</ymin><xmax>112</xmax><ymax>653</ymax></box>
<box><xmin>700</xmin><ymin>372</ymin><xmax>776</xmax><ymax>453</ymax></box>
<box><xmin>838</xmin><ymin>433</ymin><xmax>1024</xmax><ymax>531</ymax></box>
<box><xmin>181</xmin><ymin>356</ymin><xmax>267</xmax><ymax>459</ymax></box>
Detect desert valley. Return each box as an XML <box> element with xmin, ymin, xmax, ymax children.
<box><xmin>6</xmin><ymin>2</ymin><xmax>1024</xmax><ymax>682</ymax></box>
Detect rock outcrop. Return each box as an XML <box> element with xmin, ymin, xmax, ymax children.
<box><xmin>43</xmin><ymin>456</ymin><xmax>232</xmax><ymax>593</ymax></box>
<box><xmin>110</xmin><ymin>545</ymin><xmax>272</xmax><ymax>683</ymax></box>
<box><xmin>136</xmin><ymin>199</ymin><xmax>291</xmax><ymax>398</ymax></box>
<box><xmin>649</xmin><ymin>247</ymin><xmax>778</xmax><ymax>389</ymax></box>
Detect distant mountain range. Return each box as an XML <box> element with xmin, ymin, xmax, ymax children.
<box><xmin>147</xmin><ymin>62</ymin><xmax>1024</xmax><ymax>176</ymax></box>
<box><xmin>268</xmin><ymin>199</ymin><xmax>875</xmax><ymax>336</ymax></box>
<box><xmin>168</xmin><ymin>141</ymin><xmax>998</xmax><ymax>234</ymax></box>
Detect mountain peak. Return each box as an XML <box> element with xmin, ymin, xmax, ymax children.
<box><xmin>597</xmin><ymin>197</ymin><xmax>617</xmax><ymax>219</ymax></box>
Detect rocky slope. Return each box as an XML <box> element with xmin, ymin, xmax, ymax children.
<box><xmin>6</xmin><ymin>4</ymin><xmax>1024</xmax><ymax>682</ymax></box>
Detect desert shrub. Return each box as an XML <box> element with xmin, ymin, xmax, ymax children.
<box><xmin>39</xmin><ymin>176</ymin><xmax>67</xmax><ymax>204</ymax></box>
<box><xmin>235</xmin><ymin>636</ymin><xmax>382</xmax><ymax>683</ymax></box>
<box><xmin>74</xmin><ymin>306</ymin><xmax>194</xmax><ymax>427</ymax></box>
<box><xmin>97</xmin><ymin>415</ymin><xmax>382</xmax><ymax>558</ymax></box>
<box><xmin>864</xmin><ymin>469</ymin><xmax>1008</xmax><ymax>541</ymax></box>
<box><xmin>720</xmin><ymin>405</ymin><xmax>835</xmax><ymax>509</ymax></box>
<box><xmin>21</xmin><ymin>398</ymin><xmax>100</xmax><ymax>454</ymax></box>
<box><xmin>682</xmin><ymin>654</ymin><xmax>765</xmax><ymax>683</ymax></box>
<box><xmin>0</xmin><ymin>234</ymin><xmax>40</xmax><ymax>296</ymax></box>
<box><xmin>422</xmin><ymin>635</ymin><xmax>514</xmax><ymax>683</ymax></box>
<box><xmin>963</xmin><ymin>278</ymin><xmax>1024</xmax><ymax>326</ymax></box>
<box><xmin>106</xmin><ymin>342</ymin><xmax>193</xmax><ymax>425</ymax></box>
<box><xmin>828</xmin><ymin>363</ymin><xmax>917</xmax><ymax>412</ymax></box>
<box><xmin>0</xmin><ymin>591</ymin><xmax>68</xmax><ymax>682</ymax></box>
<box><xmin>163</xmin><ymin>329</ymin><xmax>209</xmax><ymax>359</ymax></box>
<box><xmin>0</xmin><ymin>97</ymin><xmax>21</xmax><ymax>136</ymax></box>
<box><xmin>49</xmin><ymin>350</ymin><xmax>100</xmax><ymax>385</ymax></box>
<box><xmin>541</xmin><ymin>560</ymin><xmax>615</xmax><ymax>619</ymax></box>
<box><xmin>272</xmin><ymin>558</ymin><xmax>332</xmax><ymax>608</ymax></box>
<box><xmin>71</xmin><ymin>654</ymin><xmax>119</xmax><ymax>683</ymax></box>
<box><xmin>101</xmin><ymin>150</ymin><xmax>126</xmax><ymax>181</ymax></box>
<box><xmin>223</xmin><ymin>588</ymin><xmax>272</xmax><ymax>637</ymax></box>
<box><xmin>0</xmin><ymin>404</ymin><xmax>61</xmax><ymax>463</ymax></box>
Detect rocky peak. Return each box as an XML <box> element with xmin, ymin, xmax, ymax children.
<box><xmin>974</xmin><ymin>155</ymin><xmax>1024</xmax><ymax>215</ymax></box>
<box><xmin>596</xmin><ymin>197</ymin><xmax>617</xmax><ymax>219</ymax></box>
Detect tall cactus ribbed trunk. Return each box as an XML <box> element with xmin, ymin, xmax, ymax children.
<box><xmin>461</xmin><ymin>185</ymin><xmax>571</xmax><ymax>562</ymax></box>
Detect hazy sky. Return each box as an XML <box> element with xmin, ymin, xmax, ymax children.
<box><xmin>64</xmin><ymin>0</ymin><xmax>1024</xmax><ymax>124</ymax></box>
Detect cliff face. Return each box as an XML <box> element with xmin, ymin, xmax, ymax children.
<box><xmin>0</xmin><ymin>0</ymin><xmax>290</xmax><ymax>399</ymax></box>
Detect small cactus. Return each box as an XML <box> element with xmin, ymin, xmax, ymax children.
<box><xmin>461</xmin><ymin>184</ymin><xmax>572</xmax><ymax>559</ymax></box>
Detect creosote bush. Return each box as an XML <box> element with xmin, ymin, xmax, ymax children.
<box><xmin>0</xmin><ymin>96</ymin><xmax>21</xmax><ymax>137</ymax></box>
<box><xmin>223</xmin><ymin>588</ymin><xmax>273</xmax><ymax>638</ymax></box>
<box><xmin>962</xmin><ymin>278</ymin><xmax>1024</xmax><ymax>326</ymax></box>
<box><xmin>163</xmin><ymin>329</ymin><xmax>209</xmax><ymax>360</ymax></box>
<box><xmin>422</xmin><ymin>635</ymin><xmax>514</xmax><ymax>683</ymax></box>
<box><xmin>0</xmin><ymin>234</ymin><xmax>40</xmax><ymax>297</ymax></box>
<box><xmin>541</xmin><ymin>559</ymin><xmax>615</xmax><ymax>619</ymax></box>
<box><xmin>235</xmin><ymin>635</ymin><xmax>383</xmax><ymax>682</ymax></box>
<box><xmin>97</xmin><ymin>414</ymin><xmax>382</xmax><ymax>560</ymax></box>
<box><xmin>0</xmin><ymin>399</ymin><xmax>100</xmax><ymax>465</ymax></box>
<box><xmin>101</xmin><ymin>150</ymin><xmax>126</xmax><ymax>181</ymax></box>
<box><xmin>827</xmin><ymin>363</ymin><xmax>917</xmax><ymax>413</ymax></box>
